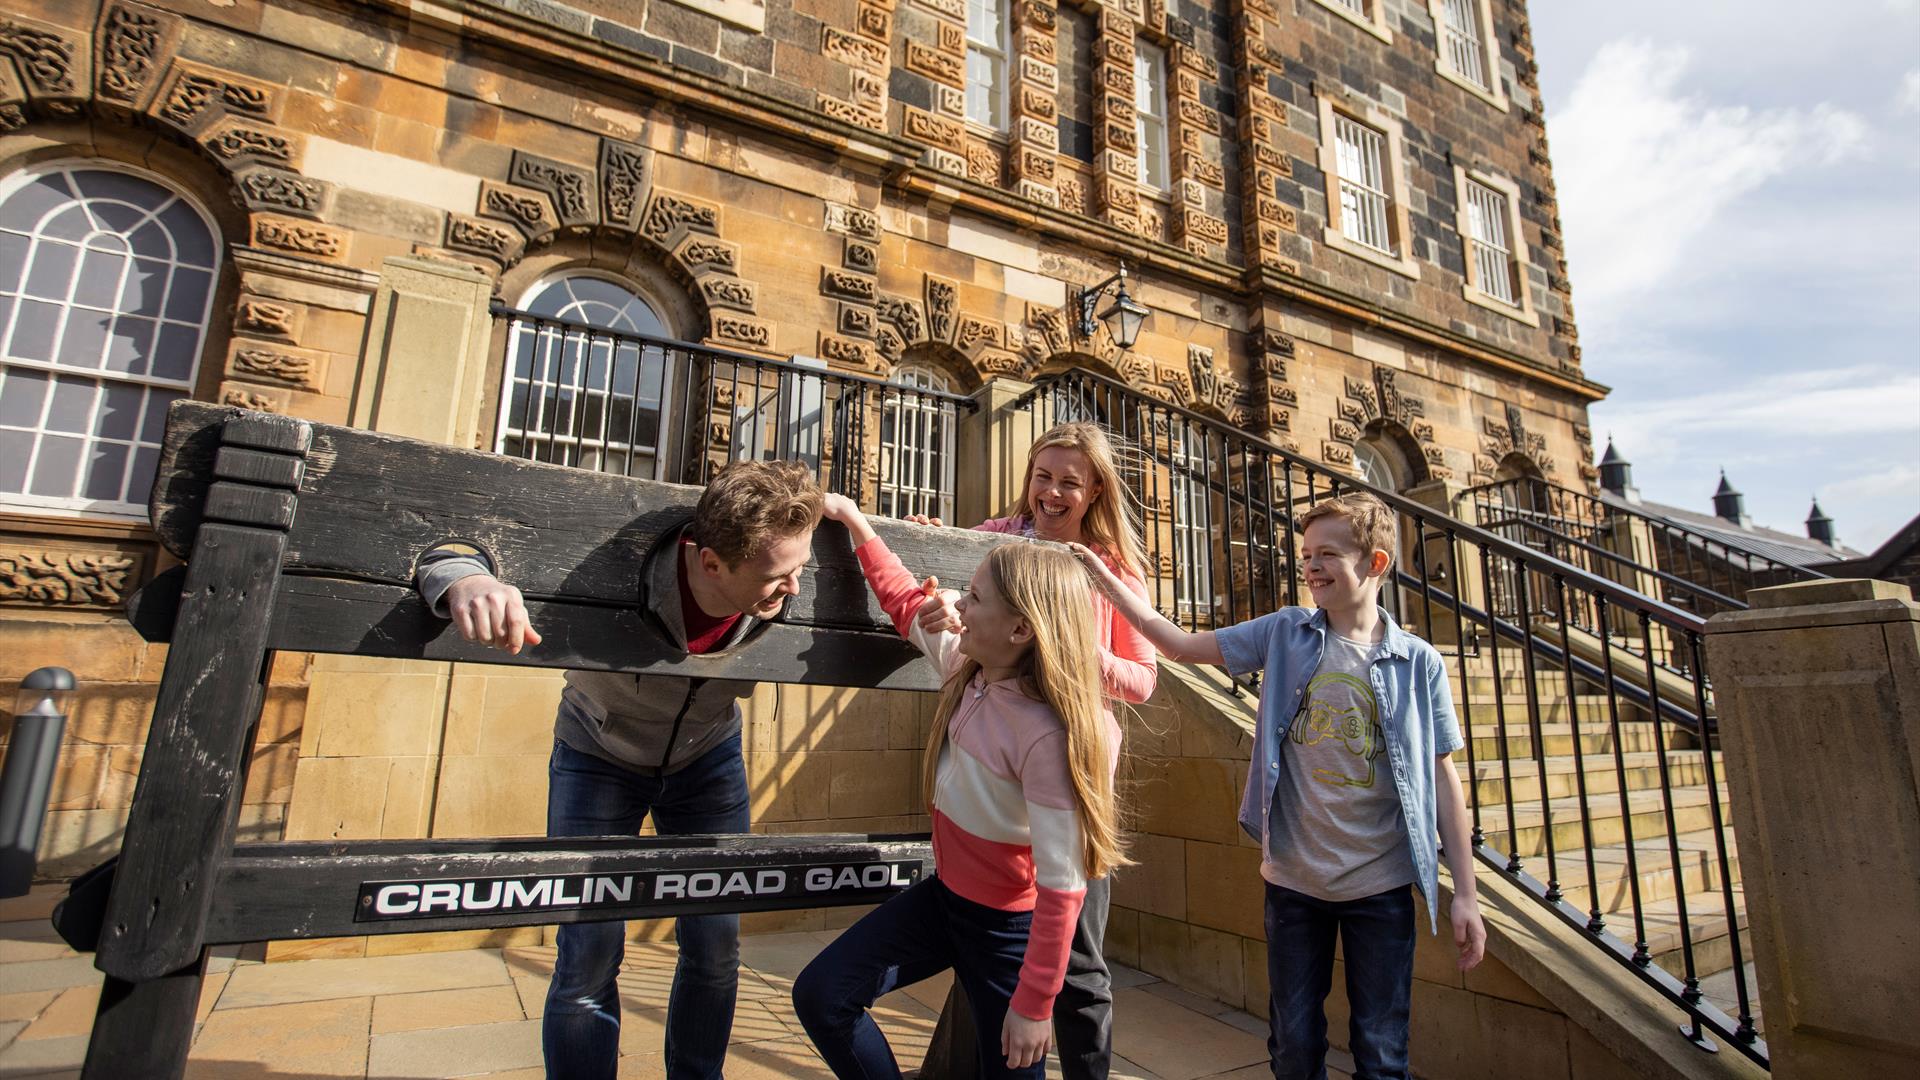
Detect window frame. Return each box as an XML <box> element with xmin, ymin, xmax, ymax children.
<box><xmin>965</xmin><ymin>0</ymin><xmax>1012</xmax><ymax>133</ymax></box>
<box><xmin>1309</xmin><ymin>0</ymin><xmax>1393</xmax><ymax>43</ymax></box>
<box><xmin>1315</xmin><ymin>94</ymin><xmax>1421</xmax><ymax>279</ymax></box>
<box><xmin>1451</xmin><ymin>164</ymin><xmax>1539</xmax><ymax>326</ymax></box>
<box><xmin>1428</xmin><ymin>0</ymin><xmax>1509</xmax><ymax>111</ymax></box>
<box><xmin>0</xmin><ymin>161</ymin><xmax>223</xmax><ymax>522</ymax></box>
<box><xmin>876</xmin><ymin>362</ymin><xmax>957</xmax><ymax>524</ymax></box>
<box><xmin>1134</xmin><ymin>39</ymin><xmax>1171</xmax><ymax>193</ymax></box>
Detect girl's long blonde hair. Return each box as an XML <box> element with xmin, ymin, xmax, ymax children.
<box><xmin>1010</xmin><ymin>422</ymin><xmax>1146</xmax><ymax>579</ymax></box>
<box><xmin>923</xmin><ymin>542</ymin><xmax>1132</xmax><ymax>879</ymax></box>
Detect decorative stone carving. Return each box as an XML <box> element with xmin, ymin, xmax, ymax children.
<box><xmin>253</xmin><ymin>217</ymin><xmax>342</xmax><ymax>258</ymax></box>
<box><xmin>843</xmin><ymin>241</ymin><xmax>877</xmax><ymax>273</ymax></box>
<box><xmin>677</xmin><ymin>237</ymin><xmax>739</xmax><ymax>274</ymax></box>
<box><xmin>0</xmin><ymin>17</ymin><xmax>79</xmax><ymax>96</ymax></box>
<box><xmin>157</xmin><ymin>68</ymin><xmax>272</xmax><ymax>131</ymax></box>
<box><xmin>0</xmin><ymin>105</ymin><xmax>25</xmax><ymax>132</ymax></box>
<box><xmin>711</xmin><ymin>312</ymin><xmax>774</xmax><ymax>350</ymax></box>
<box><xmin>932</xmin><ymin>83</ymin><xmax>965</xmax><ymax>119</ymax></box>
<box><xmin>510</xmin><ymin>151</ymin><xmax>596</xmax><ymax>227</ymax></box>
<box><xmin>1187</xmin><ymin>345</ymin><xmax>1216</xmax><ymax>406</ymax></box>
<box><xmin>480</xmin><ymin>182</ymin><xmax>555</xmax><ymax>236</ymax></box>
<box><xmin>231</xmin><ymin>345</ymin><xmax>318</xmax><ymax>388</ymax></box>
<box><xmin>640</xmin><ymin>192</ymin><xmax>720</xmax><ymax>246</ymax></box>
<box><xmin>235</xmin><ymin>298</ymin><xmax>297</xmax><ymax>339</ymax></box>
<box><xmin>956</xmin><ymin>316</ymin><xmax>1003</xmax><ymax>352</ymax></box>
<box><xmin>824</xmin><ymin>203</ymin><xmax>881</xmax><ymax>241</ymax></box>
<box><xmin>222</xmin><ymin>386</ymin><xmax>281</xmax><ymax>412</ymax></box>
<box><xmin>97</xmin><ymin>2</ymin><xmax>179</xmax><ymax>110</ymax></box>
<box><xmin>936</xmin><ymin>21</ymin><xmax>966</xmax><ymax>57</ymax></box>
<box><xmin>819</xmin><ymin>334</ymin><xmax>877</xmax><ymax>369</ymax></box>
<box><xmin>964</xmin><ymin>140</ymin><xmax>1002</xmax><ymax>185</ymax></box>
<box><xmin>838</xmin><ymin>303</ymin><xmax>876</xmax><ymax>338</ymax></box>
<box><xmin>904</xmin><ymin>108</ymin><xmax>965</xmax><ymax>151</ymax></box>
<box><xmin>1321</xmin><ymin>440</ymin><xmax>1355</xmax><ymax>466</ymax></box>
<box><xmin>821</xmin><ymin>269</ymin><xmax>877</xmax><ymax>303</ymax></box>
<box><xmin>906</xmin><ymin>42</ymin><xmax>963</xmax><ymax>88</ymax></box>
<box><xmin>1018</xmin><ymin>87</ymin><xmax>1057</xmax><ymax>122</ymax></box>
<box><xmin>876</xmin><ymin>294</ymin><xmax>925</xmax><ymax>344</ymax></box>
<box><xmin>851</xmin><ymin>70</ymin><xmax>886</xmax><ymax>113</ymax></box>
<box><xmin>857</xmin><ymin>4</ymin><xmax>892</xmax><ymax>41</ymax></box>
<box><xmin>912</xmin><ymin>0</ymin><xmax>965</xmax><ymax>18</ymax></box>
<box><xmin>240</xmin><ymin>169</ymin><xmax>325</xmax><ymax>218</ymax></box>
<box><xmin>599</xmin><ymin>138</ymin><xmax>652</xmax><ymax>229</ymax></box>
<box><xmin>204</xmin><ymin>121</ymin><xmax>293</xmax><ymax>164</ymax></box>
<box><xmin>818</xmin><ymin>95</ymin><xmax>886</xmax><ymax>131</ymax></box>
<box><xmin>0</xmin><ymin>549</ymin><xmax>137</xmax><ymax>607</ymax></box>
<box><xmin>822</xmin><ymin>27</ymin><xmax>888</xmax><ymax>73</ymax></box>
<box><xmin>701</xmin><ymin>275</ymin><xmax>757</xmax><ymax>311</ymax></box>
<box><xmin>445</xmin><ymin>215</ymin><xmax>516</xmax><ymax>261</ymax></box>
<box><xmin>926</xmin><ymin>276</ymin><xmax>958</xmax><ymax>344</ymax></box>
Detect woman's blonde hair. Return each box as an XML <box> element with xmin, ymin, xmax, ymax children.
<box><xmin>924</xmin><ymin>542</ymin><xmax>1131</xmax><ymax>879</ymax></box>
<box><xmin>1010</xmin><ymin>422</ymin><xmax>1146</xmax><ymax>578</ymax></box>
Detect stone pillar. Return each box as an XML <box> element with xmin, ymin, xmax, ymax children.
<box><xmin>1703</xmin><ymin>578</ymin><xmax>1920</xmax><ymax>1079</ymax></box>
<box><xmin>350</xmin><ymin>256</ymin><xmax>496</xmax><ymax>447</ymax></box>
<box><xmin>957</xmin><ymin>377</ymin><xmax>1036</xmax><ymax>529</ymax></box>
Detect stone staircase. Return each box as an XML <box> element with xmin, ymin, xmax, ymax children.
<box><xmin>1446</xmin><ymin>659</ymin><xmax>1751</xmax><ymax>987</ymax></box>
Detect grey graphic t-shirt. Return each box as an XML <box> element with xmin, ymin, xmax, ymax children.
<box><xmin>1261</xmin><ymin>631</ymin><xmax>1416</xmax><ymax>900</ymax></box>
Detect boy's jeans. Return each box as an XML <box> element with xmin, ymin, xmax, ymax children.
<box><xmin>793</xmin><ymin>876</ymin><xmax>1043</xmax><ymax>1080</ymax></box>
<box><xmin>543</xmin><ymin>735</ymin><xmax>750</xmax><ymax>1080</ymax></box>
<box><xmin>1263</xmin><ymin>882</ymin><xmax>1416</xmax><ymax>1080</ymax></box>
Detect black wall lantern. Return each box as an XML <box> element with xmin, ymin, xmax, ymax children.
<box><xmin>1072</xmin><ymin>263</ymin><xmax>1150</xmax><ymax>350</ymax></box>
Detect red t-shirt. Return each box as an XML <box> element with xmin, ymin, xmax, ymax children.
<box><xmin>678</xmin><ymin>540</ymin><xmax>743</xmax><ymax>654</ymax></box>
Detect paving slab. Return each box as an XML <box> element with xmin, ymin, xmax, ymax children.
<box><xmin>15</xmin><ymin>985</ymin><xmax>97</xmax><ymax>1042</ymax></box>
<box><xmin>372</xmin><ymin>984</ymin><xmax>527</xmax><ymax>1035</ymax></box>
<box><xmin>0</xmin><ymin>1031</ymin><xmax>87</xmax><ymax>1075</ymax></box>
<box><xmin>0</xmin><ymin>990</ymin><xmax>58</xmax><ymax>1024</ymax></box>
<box><xmin>368</xmin><ymin>1017</ymin><xmax>543</xmax><ymax>1078</ymax></box>
<box><xmin>218</xmin><ymin>948</ymin><xmax>510</xmax><ymax>1009</ymax></box>
<box><xmin>1109</xmin><ymin>986</ymin><xmax>1268</xmax><ymax>1080</ymax></box>
<box><xmin>187</xmin><ymin>996</ymin><xmax>373</xmax><ymax>1078</ymax></box>
<box><xmin>0</xmin><ymin>957</ymin><xmax>100</xmax><ymax>996</ymax></box>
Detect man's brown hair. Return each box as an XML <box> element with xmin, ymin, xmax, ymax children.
<box><xmin>691</xmin><ymin>460</ymin><xmax>825</xmax><ymax>567</ymax></box>
<box><xmin>1299</xmin><ymin>491</ymin><xmax>1398</xmax><ymax>573</ymax></box>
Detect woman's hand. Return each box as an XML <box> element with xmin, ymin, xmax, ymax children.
<box><xmin>1066</xmin><ymin>542</ymin><xmax>1122</xmax><ymax>600</ymax></box>
<box><xmin>901</xmin><ymin>513</ymin><xmax>944</xmax><ymax>527</ymax></box>
<box><xmin>1000</xmin><ymin>1009</ymin><xmax>1052</xmax><ymax>1070</ymax></box>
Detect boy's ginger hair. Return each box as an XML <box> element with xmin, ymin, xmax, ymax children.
<box><xmin>1300</xmin><ymin>491</ymin><xmax>1398</xmax><ymax>574</ymax></box>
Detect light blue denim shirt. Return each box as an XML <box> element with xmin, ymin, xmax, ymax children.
<box><xmin>1217</xmin><ymin>606</ymin><xmax>1464</xmax><ymax>932</ymax></box>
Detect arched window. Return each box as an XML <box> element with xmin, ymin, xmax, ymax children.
<box><xmin>877</xmin><ymin>363</ymin><xmax>956</xmax><ymax>523</ymax></box>
<box><xmin>1353</xmin><ymin>439</ymin><xmax>1398</xmax><ymax>495</ymax></box>
<box><xmin>0</xmin><ymin>165</ymin><xmax>218</xmax><ymax>517</ymax></box>
<box><xmin>497</xmin><ymin>274</ymin><xmax>675</xmax><ymax>478</ymax></box>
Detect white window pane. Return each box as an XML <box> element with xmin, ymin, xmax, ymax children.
<box><xmin>96</xmin><ymin>381</ymin><xmax>142</xmax><ymax>440</ymax></box>
<box><xmin>139</xmin><ymin>389</ymin><xmax>173</xmax><ymax>443</ymax></box>
<box><xmin>127</xmin><ymin>220</ymin><xmax>172</xmax><ymax>261</ymax></box>
<box><xmin>22</xmin><ymin>241</ymin><xmax>76</xmax><ymax>301</ymax></box>
<box><xmin>91</xmin><ymin>202</ymin><xmax>144</xmax><ymax>235</ymax></box>
<box><xmin>1</xmin><ymin>174</ymin><xmax>75</xmax><ymax>229</ymax></box>
<box><xmin>165</xmin><ymin>267</ymin><xmax>211</xmax><ymax>322</ymax></box>
<box><xmin>60</xmin><ymin>309</ymin><xmax>110</xmax><ymax>371</ymax></box>
<box><xmin>29</xmin><ymin>433</ymin><xmax>82</xmax><ymax>496</ymax></box>
<box><xmin>0</xmin><ymin>367</ymin><xmax>48</xmax><ymax>426</ymax></box>
<box><xmin>0</xmin><ymin>429</ymin><xmax>29</xmax><ymax>491</ymax></box>
<box><xmin>156</xmin><ymin>201</ymin><xmax>214</xmax><ymax>267</ymax></box>
<box><xmin>83</xmin><ymin>442</ymin><xmax>129</xmax><ymax>501</ymax></box>
<box><xmin>42</xmin><ymin>205</ymin><xmax>91</xmax><ymax>243</ymax></box>
<box><xmin>128</xmin><ymin>442</ymin><xmax>162</xmax><ymax>502</ymax></box>
<box><xmin>9</xmin><ymin>299</ymin><xmax>61</xmax><ymax>361</ymax></box>
<box><xmin>0</xmin><ymin>232</ymin><xmax>27</xmax><ymax>292</ymax></box>
<box><xmin>74</xmin><ymin>246</ymin><xmax>127</xmax><ymax>309</ymax></box>
<box><xmin>151</xmin><ymin>322</ymin><xmax>198</xmax><ymax>382</ymax></box>
<box><xmin>44</xmin><ymin>375</ymin><xmax>95</xmax><ymax>433</ymax></box>
<box><xmin>105</xmin><ymin>315</ymin><xmax>154</xmax><ymax>375</ymax></box>
<box><xmin>116</xmin><ymin>257</ymin><xmax>167</xmax><ymax>316</ymax></box>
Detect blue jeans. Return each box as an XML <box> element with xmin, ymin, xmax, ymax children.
<box><xmin>1263</xmin><ymin>882</ymin><xmax>1416</xmax><ymax>1080</ymax></box>
<box><xmin>543</xmin><ymin>735</ymin><xmax>750</xmax><ymax>1080</ymax></box>
<box><xmin>793</xmin><ymin>877</ymin><xmax>1042</xmax><ymax>1080</ymax></box>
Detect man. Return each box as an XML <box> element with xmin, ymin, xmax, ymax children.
<box><xmin>416</xmin><ymin>460</ymin><xmax>825</xmax><ymax>1080</ymax></box>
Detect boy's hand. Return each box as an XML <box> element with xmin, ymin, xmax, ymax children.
<box><xmin>821</xmin><ymin>492</ymin><xmax>861</xmax><ymax>524</ymax></box>
<box><xmin>1450</xmin><ymin>893</ymin><xmax>1486</xmax><ymax>972</ymax></box>
<box><xmin>901</xmin><ymin>513</ymin><xmax>944</xmax><ymax>526</ymax></box>
<box><xmin>1000</xmin><ymin>1010</ymin><xmax>1052</xmax><ymax>1070</ymax></box>
<box><xmin>915</xmin><ymin>575</ymin><xmax>962</xmax><ymax>635</ymax></box>
<box><xmin>446</xmin><ymin>575</ymin><xmax>543</xmax><ymax>655</ymax></box>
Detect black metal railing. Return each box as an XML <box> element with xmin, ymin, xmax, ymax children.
<box><xmin>491</xmin><ymin>304</ymin><xmax>974</xmax><ymax>517</ymax></box>
<box><xmin>1012</xmin><ymin>369</ymin><xmax>1765</xmax><ymax>1067</ymax></box>
<box><xmin>1460</xmin><ymin>476</ymin><xmax>1824</xmax><ymax>619</ymax></box>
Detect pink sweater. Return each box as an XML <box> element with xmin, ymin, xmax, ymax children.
<box><xmin>972</xmin><ymin>517</ymin><xmax>1158</xmax><ymax>703</ymax></box>
<box><xmin>856</xmin><ymin>537</ymin><xmax>1121</xmax><ymax>1020</ymax></box>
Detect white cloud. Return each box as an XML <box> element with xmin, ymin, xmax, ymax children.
<box><xmin>1592</xmin><ymin>366</ymin><xmax>1920</xmax><ymax>468</ymax></box>
<box><xmin>1550</xmin><ymin>41</ymin><xmax>1869</xmax><ymax>325</ymax></box>
<box><xmin>1898</xmin><ymin>70</ymin><xmax>1920</xmax><ymax>113</ymax></box>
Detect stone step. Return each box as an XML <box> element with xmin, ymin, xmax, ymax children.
<box><xmin>1452</xmin><ymin>697</ymin><xmax>1640</xmax><ymax>727</ymax></box>
<box><xmin>1530</xmin><ymin>829</ymin><xmax>1743</xmax><ymax>915</ymax></box>
<box><xmin>1641</xmin><ymin>885</ymin><xmax>1753</xmax><ymax>982</ymax></box>
<box><xmin>1460</xmin><ymin>750</ymin><xmax>1725</xmax><ymax>806</ymax></box>
<box><xmin>1471</xmin><ymin>784</ymin><xmax>1732</xmax><ymax>859</ymax></box>
<box><xmin>1464</xmin><ymin>720</ymin><xmax>1666</xmax><ymax>761</ymax></box>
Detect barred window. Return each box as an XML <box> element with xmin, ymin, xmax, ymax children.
<box><xmin>1168</xmin><ymin>425</ymin><xmax>1214</xmax><ymax>619</ymax></box>
<box><xmin>966</xmin><ymin>0</ymin><xmax>1010</xmax><ymax>131</ymax></box>
<box><xmin>1334</xmin><ymin>114</ymin><xmax>1393</xmax><ymax>255</ymax></box>
<box><xmin>1464</xmin><ymin>177</ymin><xmax>1517</xmax><ymax>304</ymax></box>
<box><xmin>877</xmin><ymin>364</ymin><xmax>956</xmax><ymax>523</ymax></box>
<box><xmin>0</xmin><ymin>165</ymin><xmax>218</xmax><ymax>518</ymax></box>
<box><xmin>1439</xmin><ymin>0</ymin><xmax>1489</xmax><ymax>90</ymax></box>
<box><xmin>1134</xmin><ymin>41</ymin><xmax>1170</xmax><ymax>192</ymax></box>
<box><xmin>496</xmin><ymin>275</ymin><xmax>675</xmax><ymax>478</ymax></box>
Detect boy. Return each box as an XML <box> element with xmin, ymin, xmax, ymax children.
<box><xmin>415</xmin><ymin>460</ymin><xmax>825</xmax><ymax>1080</ymax></box>
<box><xmin>1071</xmin><ymin>491</ymin><xmax>1483</xmax><ymax>1080</ymax></box>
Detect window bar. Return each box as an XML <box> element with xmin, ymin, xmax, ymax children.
<box><xmin>1689</xmin><ymin>630</ymin><xmax>1757</xmax><ymax>1043</ymax></box>
<box><xmin>1640</xmin><ymin>613</ymin><xmax>1702</xmax><ymax>1012</ymax></box>
<box><xmin>1481</xmin><ymin>544</ymin><xmax>1522</xmax><ymax>874</ymax></box>
<box><xmin>1513</xmin><ymin>560</ymin><xmax>1562</xmax><ymax>902</ymax></box>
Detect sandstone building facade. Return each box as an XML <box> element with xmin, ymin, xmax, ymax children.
<box><xmin>0</xmin><ymin>0</ymin><xmax>1602</xmax><ymax>951</ymax></box>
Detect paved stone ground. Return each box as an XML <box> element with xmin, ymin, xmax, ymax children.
<box><xmin>0</xmin><ymin>886</ymin><xmax>1354</xmax><ymax>1079</ymax></box>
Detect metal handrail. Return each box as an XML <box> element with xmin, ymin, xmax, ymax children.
<box><xmin>1013</xmin><ymin>368</ymin><xmax>1765</xmax><ymax>1066</ymax></box>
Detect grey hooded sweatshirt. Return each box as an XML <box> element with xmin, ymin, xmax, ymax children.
<box><xmin>415</xmin><ymin>521</ymin><xmax>759</xmax><ymax>775</ymax></box>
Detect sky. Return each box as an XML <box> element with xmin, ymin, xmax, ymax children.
<box><xmin>1528</xmin><ymin>1</ymin><xmax>1920</xmax><ymax>553</ymax></box>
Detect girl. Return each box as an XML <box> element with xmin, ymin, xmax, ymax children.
<box><xmin>905</xmin><ymin>421</ymin><xmax>1155</xmax><ymax>1080</ymax></box>
<box><xmin>792</xmin><ymin>493</ymin><xmax>1128</xmax><ymax>1079</ymax></box>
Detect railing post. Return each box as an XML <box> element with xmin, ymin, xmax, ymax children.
<box><xmin>959</xmin><ymin>377</ymin><xmax>1036</xmax><ymax>528</ymax></box>
<box><xmin>1704</xmin><ymin>578</ymin><xmax>1920</xmax><ymax>1078</ymax></box>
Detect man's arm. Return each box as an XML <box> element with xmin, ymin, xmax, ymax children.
<box><xmin>415</xmin><ymin>546</ymin><xmax>542</xmax><ymax>654</ymax></box>
<box><xmin>1067</xmin><ymin>543</ymin><xmax>1223</xmax><ymax>665</ymax></box>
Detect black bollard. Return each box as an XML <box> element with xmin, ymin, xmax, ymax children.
<box><xmin>1</xmin><ymin>667</ymin><xmax>75</xmax><ymax>898</ymax></box>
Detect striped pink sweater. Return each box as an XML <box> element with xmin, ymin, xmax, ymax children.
<box><xmin>855</xmin><ymin>537</ymin><xmax>1120</xmax><ymax>1020</ymax></box>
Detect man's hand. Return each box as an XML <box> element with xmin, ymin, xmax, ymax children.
<box><xmin>1450</xmin><ymin>892</ymin><xmax>1486</xmax><ymax>972</ymax></box>
<box><xmin>445</xmin><ymin>575</ymin><xmax>542</xmax><ymax>654</ymax></box>
<box><xmin>901</xmin><ymin>513</ymin><xmax>944</xmax><ymax>527</ymax></box>
<box><xmin>915</xmin><ymin>575</ymin><xmax>962</xmax><ymax>635</ymax></box>
<box><xmin>1000</xmin><ymin>1009</ymin><xmax>1052</xmax><ymax>1070</ymax></box>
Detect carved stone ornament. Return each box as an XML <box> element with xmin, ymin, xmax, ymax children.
<box><xmin>157</xmin><ymin>67</ymin><xmax>273</xmax><ymax>131</ymax></box>
<box><xmin>0</xmin><ymin>17</ymin><xmax>79</xmax><ymax>96</ymax></box>
<box><xmin>844</xmin><ymin>241</ymin><xmax>877</xmax><ymax>273</ymax></box>
<box><xmin>956</xmin><ymin>315</ymin><xmax>1003</xmax><ymax>352</ymax></box>
<box><xmin>818</xmin><ymin>95</ymin><xmax>886</xmax><ymax>132</ymax></box>
<box><xmin>913</xmin><ymin>0</ymin><xmax>965</xmax><ymax>19</ymax></box>
<box><xmin>0</xmin><ymin>549</ymin><xmax>137</xmax><ymax>607</ymax></box>
<box><xmin>446</xmin><ymin>215</ymin><xmax>517</xmax><ymax>261</ymax></box>
<box><xmin>701</xmin><ymin>275</ymin><xmax>757</xmax><ymax>312</ymax></box>
<box><xmin>640</xmin><ymin>192</ymin><xmax>720</xmax><ymax>246</ymax></box>
<box><xmin>599</xmin><ymin>138</ymin><xmax>652</xmax><ymax>229</ymax></box>
<box><xmin>1187</xmin><ymin>345</ymin><xmax>1216</xmax><ymax>406</ymax></box>
<box><xmin>925</xmin><ymin>276</ymin><xmax>958</xmax><ymax>344</ymax></box>
<box><xmin>711</xmin><ymin>312</ymin><xmax>774</xmax><ymax>350</ymax></box>
<box><xmin>676</xmin><ymin>237</ymin><xmax>739</xmax><ymax>274</ymax></box>
<box><xmin>510</xmin><ymin>151</ymin><xmax>596</xmax><ymax>227</ymax></box>
<box><xmin>480</xmin><ymin>182</ymin><xmax>554</xmax><ymax>237</ymax></box>
<box><xmin>222</xmin><ymin>386</ymin><xmax>281</xmax><ymax>412</ymax></box>
<box><xmin>231</xmin><ymin>345</ymin><xmax>318</xmax><ymax>388</ymax></box>
<box><xmin>240</xmin><ymin>169</ymin><xmax>325</xmax><ymax>218</ymax></box>
<box><xmin>235</xmin><ymin>298</ymin><xmax>297</xmax><ymax>339</ymax></box>
<box><xmin>824</xmin><ymin>203</ymin><xmax>881</xmax><ymax>242</ymax></box>
<box><xmin>253</xmin><ymin>217</ymin><xmax>342</xmax><ymax>258</ymax></box>
<box><xmin>822</xmin><ymin>26</ymin><xmax>888</xmax><ymax>73</ymax></box>
<box><xmin>1321</xmin><ymin>440</ymin><xmax>1355</xmax><ymax>466</ymax></box>
<box><xmin>97</xmin><ymin>2</ymin><xmax>180</xmax><ymax>110</ymax></box>
<box><xmin>876</xmin><ymin>294</ymin><xmax>926</xmax><ymax>344</ymax></box>
<box><xmin>906</xmin><ymin>42</ymin><xmax>964</xmax><ymax>88</ymax></box>
<box><xmin>204</xmin><ymin>122</ymin><xmax>293</xmax><ymax>164</ymax></box>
